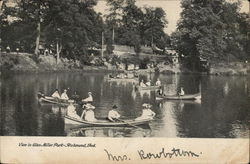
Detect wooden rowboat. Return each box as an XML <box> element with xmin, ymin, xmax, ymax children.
<box><xmin>107</xmin><ymin>77</ymin><xmax>138</xmax><ymax>82</ymax></box>
<box><xmin>38</xmin><ymin>93</ymin><xmax>78</xmax><ymax>106</ymax></box>
<box><xmin>156</xmin><ymin>93</ymin><xmax>201</xmax><ymax>100</ymax></box>
<box><xmin>39</xmin><ymin>97</ymin><xmax>79</xmax><ymax>106</ymax></box>
<box><xmin>64</xmin><ymin>115</ymin><xmax>152</xmax><ymax>127</ymax></box>
<box><xmin>136</xmin><ymin>85</ymin><xmax>160</xmax><ymax>91</ymax></box>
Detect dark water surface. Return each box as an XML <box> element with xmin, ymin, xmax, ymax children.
<box><xmin>1</xmin><ymin>72</ymin><xmax>249</xmax><ymax>138</ymax></box>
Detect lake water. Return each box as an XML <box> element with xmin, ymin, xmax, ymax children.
<box><xmin>0</xmin><ymin>72</ymin><xmax>249</xmax><ymax>138</ymax></box>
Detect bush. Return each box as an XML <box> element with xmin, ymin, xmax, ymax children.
<box><xmin>0</xmin><ymin>53</ymin><xmax>19</xmax><ymax>70</ymax></box>
<box><xmin>140</xmin><ymin>57</ymin><xmax>150</xmax><ymax>69</ymax></box>
<box><xmin>29</xmin><ymin>54</ymin><xmax>41</xmax><ymax>64</ymax></box>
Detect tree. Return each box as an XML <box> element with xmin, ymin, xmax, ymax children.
<box><xmin>141</xmin><ymin>7</ymin><xmax>168</xmax><ymax>47</ymax></box>
<box><xmin>105</xmin><ymin>0</ymin><xmax>124</xmax><ymax>43</ymax></box>
<box><xmin>172</xmin><ymin>0</ymin><xmax>249</xmax><ymax>70</ymax></box>
<box><xmin>43</xmin><ymin>0</ymin><xmax>103</xmax><ymax>62</ymax></box>
<box><xmin>119</xmin><ymin>0</ymin><xmax>143</xmax><ymax>53</ymax></box>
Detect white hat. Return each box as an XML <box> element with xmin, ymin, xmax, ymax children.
<box><xmin>142</xmin><ymin>103</ymin><xmax>148</xmax><ymax>107</ymax></box>
<box><xmin>68</xmin><ymin>100</ymin><xmax>74</xmax><ymax>103</ymax></box>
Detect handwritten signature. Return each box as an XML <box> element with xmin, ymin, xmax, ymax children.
<box><xmin>104</xmin><ymin>148</ymin><xmax>201</xmax><ymax>161</ymax></box>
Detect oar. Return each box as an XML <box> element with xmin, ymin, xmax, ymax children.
<box><xmin>116</xmin><ymin>118</ymin><xmax>144</xmax><ymax>129</ymax></box>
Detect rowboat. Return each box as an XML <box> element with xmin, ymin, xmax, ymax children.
<box><xmin>64</xmin><ymin>115</ymin><xmax>152</xmax><ymax>127</ymax></box>
<box><xmin>156</xmin><ymin>93</ymin><xmax>201</xmax><ymax>100</ymax></box>
<box><xmin>136</xmin><ymin>85</ymin><xmax>160</xmax><ymax>91</ymax></box>
<box><xmin>38</xmin><ymin>93</ymin><xmax>78</xmax><ymax>106</ymax></box>
<box><xmin>39</xmin><ymin>97</ymin><xmax>79</xmax><ymax>106</ymax></box>
<box><xmin>107</xmin><ymin>77</ymin><xmax>138</xmax><ymax>82</ymax></box>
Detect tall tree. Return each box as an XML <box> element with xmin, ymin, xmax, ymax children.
<box><xmin>172</xmin><ymin>0</ymin><xmax>249</xmax><ymax>70</ymax></box>
<box><xmin>0</xmin><ymin>0</ymin><xmax>47</xmax><ymax>55</ymax></box>
<box><xmin>105</xmin><ymin>0</ymin><xmax>124</xmax><ymax>43</ymax></box>
<box><xmin>119</xmin><ymin>0</ymin><xmax>143</xmax><ymax>53</ymax></box>
<box><xmin>43</xmin><ymin>0</ymin><xmax>103</xmax><ymax>62</ymax></box>
<box><xmin>141</xmin><ymin>7</ymin><xmax>168</xmax><ymax>47</ymax></box>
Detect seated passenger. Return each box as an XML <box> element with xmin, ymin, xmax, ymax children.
<box><xmin>81</xmin><ymin>103</ymin><xmax>97</xmax><ymax>122</ymax></box>
<box><xmin>61</xmin><ymin>89</ymin><xmax>69</xmax><ymax>100</ymax></box>
<box><xmin>157</xmin><ymin>87</ymin><xmax>164</xmax><ymax>96</ymax></box>
<box><xmin>146</xmin><ymin>80</ymin><xmax>151</xmax><ymax>86</ymax></box>
<box><xmin>140</xmin><ymin>80</ymin><xmax>146</xmax><ymax>87</ymax></box>
<box><xmin>155</xmin><ymin>79</ymin><xmax>161</xmax><ymax>86</ymax></box>
<box><xmin>51</xmin><ymin>89</ymin><xmax>60</xmax><ymax>99</ymax></box>
<box><xmin>178</xmin><ymin>87</ymin><xmax>185</xmax><ymax>96</ymax></box>
<box><xmin>67</xmin><ymin>100</ymin><xmax>81</xmax><ymax>119</ymax></box>
<box><xmin>135</xmin><ymin>103</ymin><xmax>155</xmax><ymax>120</ymax></box>
<box><xmin>127</xmin><ymin>73</ymin><xmax>134</xmax><ymax>78</ymax></box>
<box><xmin>82</xmin><ymin>92</ymin><xmax>93</xmax><ymax>103</ymax></box>
<box><xmin>108</xmin><ymin>105</ymin><xmax>121</xmax><ymax>122</ymax></box>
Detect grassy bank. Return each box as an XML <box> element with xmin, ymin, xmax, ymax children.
<box><xmin>0</xmin><ymin>52</ymin><xmax>117</xmax><ymax>74</ymax></box>
<box><xmin>209</xmin><ymin>62</ymin><xmax>249</xmax><ymax>76</ymax></box>
<box><xmin>1</xmin><ymin>52</ymin><xmax>249</xmax><ymax>76</ymax></box>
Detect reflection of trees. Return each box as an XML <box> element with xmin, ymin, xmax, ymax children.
<box><xmin>41</xmin><ymin>109</ymin><xmax>64</xmax><ymax>136</ymax></box>
<box><xmin>66</xmin><ymin>127</ymin><xmax>151</xmax><ymax>137</ymax></box>
<box><xmin>174</xmin><ymin>76</ymin><xmax>249</xmax><ymax>138</ymax></box>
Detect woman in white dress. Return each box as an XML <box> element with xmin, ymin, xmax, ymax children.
<box><xmin>81</xmin><ymin>103</ymin><xmax>97</xmax><ymax>122</ymax></box>
<box><xmin>67</xmin><ymin>100</ymin><xmax>81</xmax><ymax>120</ymax></box>
<box><xmin>135</xmin><ymin>103</ymin><xmax>155</xmax><ymax>120</ymax></box>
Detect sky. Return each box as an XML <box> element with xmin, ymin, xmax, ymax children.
<box><xmin>94</xmin><ymin>0</ymin><xmax>249</xmax><ymax>35</ymax></box>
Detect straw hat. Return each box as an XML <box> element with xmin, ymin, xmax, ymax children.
<box><xmin>68</xmin><ymin>100</ymin><xmax>74</xmax><ymax>103</ymax></box>
<box><xmin>142</xmin><ymin>103</ymin><xmax>148</xmax><ymax>107</ymax></box>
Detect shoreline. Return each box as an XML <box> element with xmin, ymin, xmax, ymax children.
<box><xmin>1</xmin><ymin>67</ymin><xmax>249</xmax><ymax>77</ymax></box>
<box><xmin>1</xmin><ymin>52</ymin><xmax>249</xmax><ymax>76</ymax></box>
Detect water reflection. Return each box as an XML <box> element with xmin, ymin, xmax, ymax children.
<box><xmin>66</xmin><ymin>126</ymin><xmax>152</xmax><ymax>137</ymax></box>
<box><xmin>0</xmin><ymin>73</ymin><xmax>249</xmax><ymax>138</ymax></box>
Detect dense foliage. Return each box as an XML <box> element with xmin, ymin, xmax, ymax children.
<box><xmin>171</xmin><ymin>0</ymin><xmax>249</xmax><ymax>70</ymax></box>
<box><xmin>1</xmin><ymin>0</ymin><xmax>248</xmax><ymax>69</ymax></box>
<box><xmin>105</xmin><ymin>0</ymin><xmax>169</xmax><ymax>54</ymax></box>
<box><xmin>1</xmin><ymin>0</ymin><xmax>103</xmax><ymax>62</ymax></box>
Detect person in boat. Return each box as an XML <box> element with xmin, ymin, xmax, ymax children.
<box><xmin>108</xmin><ymin>105</ymin><xmax>121</xmax><ymax>122</ymax></box>
<box><xmin>116</xmin><ymin>73</ymin><xmax>121</xmax><ymax>78</ymax></box>
<box><xmin>61</xmin><ymin>89</ymin><xmax>69</xmax><ymax>100</ymax></box>
<box><xmin>157</xmin><ymin>86</ymin><xmax>165</xmax><ymax>96</ymax></box>
<box><xmin>117</xmin><ymin>73</ymin><xmax>125</xmax><ymax>79</ymax></box>
<box><xmin>67</xmin><ymin>100</ymin><xmax>81</xmax><ymax>120</ymax></box>
<box><xmin>81</xmin><ymin>103</ymin><xmax>97</xmax><ymax>122</ymax></box>
<box><xmin>51</xmin><ymin>89</ymin><xmax>61</xmax><ymax>99</ymax></box>
<box><xmin>155</xmin><ymin>78</ymin><xmax>161</xmax><ymax>86</ymax></box>
<box><xmin>135</xmin><ymin>103</ymin><xmax>156</xmax><ymax>120</ymax></box>
<box><xmin>127</xmin><ymin>72</ymin><xmax>134</xmax><ymax>78</ymax></box>
<box><xmin>146</xmin><ymin>80</ymin><xmax>151</xmax><ymax>86</ymax></box>
<box><xmin>178</xmin><ymin>87</ymin><xmax>185</xmax><ymax>96</ymax></box>
<box><xmin>82</xmin><ymin>92</ymin><xmax>93</xmax><ymax>103</ymax></box>
<box><xmin>140</xmin><ymin>80</ymin><xmax>146</xmax><ymax>87</ymax></box>
<box><xmin>109</xmin><ymin>74</ymin><xmax>114</xmax><ymax>78</ymax></box>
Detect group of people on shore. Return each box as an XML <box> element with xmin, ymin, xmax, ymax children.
<box><xmin>139</xmin><ymin>78</ymin><xmax>161</xmax><ymax>87</ymax></box>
